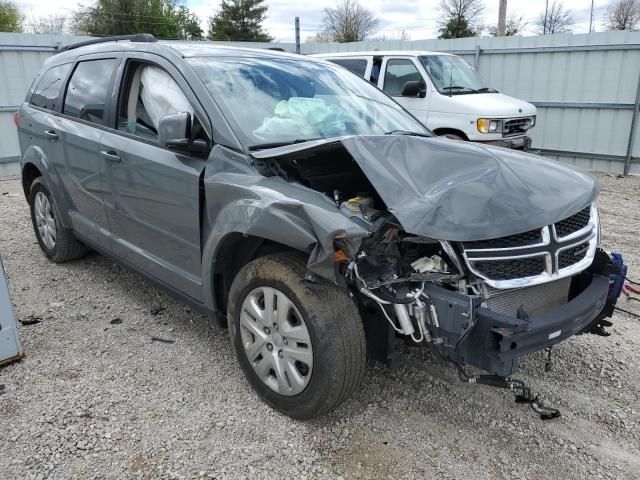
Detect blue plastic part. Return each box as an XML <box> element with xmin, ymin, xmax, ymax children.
<box><xmin>608</xmin><ymin>252</ymin><xmax>627</xmax><ymax>302</ymax></box>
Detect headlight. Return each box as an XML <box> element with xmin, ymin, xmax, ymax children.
<box><xmin>477</xmin><ymin>118</ymin><xmax>503</xmax><ymax>134</ymax></box>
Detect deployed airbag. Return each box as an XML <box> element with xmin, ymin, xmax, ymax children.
<box><xmin>140</xmin><ymin>65</ymin><xmax>194</xmax><ymax>130</ymax></box>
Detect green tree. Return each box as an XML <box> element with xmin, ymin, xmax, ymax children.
<box><xmin>439</xmin><ymin>16</ymin><xmax>475</xmax><ymax>39</ymax></box>
<box><xmin>207</xmin><ymin>0</ymin><xmax>272</xmax><ymax>42</ymax></box>
<box><xmin>72</xmin><ymin>0</ymin><xmax>203</xmax><ymax>40</ymax></box>
<box><xmin>437</xmin><ymin>0</ymin><xmax>484</xmax><ymax>39</ymax></box>
<box><xmin>0</xmin><ymin>1</ymin><xmax>23</xmax><ymax>33</ymax></box>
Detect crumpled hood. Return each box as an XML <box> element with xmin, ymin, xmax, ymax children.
<box><xmin>252</xmin><ymin>135</ymin><xmax>600</xmax><ymax>241</ymax></box>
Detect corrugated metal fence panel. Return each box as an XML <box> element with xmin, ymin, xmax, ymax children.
<box><xmin>472</xmin><ymin>31</ymin><xmax>640</xmax><ymax>167</ymax></box>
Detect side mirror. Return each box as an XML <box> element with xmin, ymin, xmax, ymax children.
<box><xmin>158</xmin><ymin>112</ymin><xmax>191</xmax><ymax>150</ymax></box>
<box><xmin>401</xmin><ymin>81</ymin><xmax>426</xmax><ymax>98</ymax></box>
<box><xmin>158</xmin><ymin>112</ymin><xmax>209</xmax><ymax>156</ymax></box>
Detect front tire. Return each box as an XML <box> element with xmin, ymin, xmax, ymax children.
<box><xmin>228</xmin><ymin>252</ymin><xmax>366</xmax><ymax>419</ymax></box>
<box><xmin>439</xmin><ymin>133</ymin><xmax>465</xmax><ymax>141</ymax></box>
<box><xmin>29</xmin><ymin>177</ymin><xmax>87</xmax><ymax>262</ymax></box>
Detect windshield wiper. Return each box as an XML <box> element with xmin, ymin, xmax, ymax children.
<box><xmin>248</xmin><ymin>138</ymin><xmax>323</xmax><ymax>151</ymax></box>
<box><xmin>384</xmin><ymin>130</ymin><xmax>432</xmax><ymax>138</ymax></box>
<box><xmin>477</xmin><ymin>87</ymin><xmax>499</xmax><ymax>93</ymax></box>
<box><xmin>442</xmin><ymin>85</ymin><xmax>479</xmax><ymax>93</ymax></box>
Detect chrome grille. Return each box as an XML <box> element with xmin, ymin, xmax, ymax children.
<box><xmin>554</xmin><ymin>206</ymin><xmax>591</xmax><ymax>238</ymax></box>
<box><xmin>461</xmin><ymin>204</ymin><xmax>598</xmax><ymax>289</ymax></box>
<box><xmin>503</xmin><ymin>117</ymin><xmax>533</xmax><ymax>137</ymax></box>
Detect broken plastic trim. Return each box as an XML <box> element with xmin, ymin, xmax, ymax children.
<box><xmin>455</xmin><ymin>363</ymin><xmax>561</xmax><ymax>420</ymax></box>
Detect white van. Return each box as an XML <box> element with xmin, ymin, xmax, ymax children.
<box><xmin>312</xmin><ymin>51</ymin><xmax>536</xmax><ymax>149</ymax></box>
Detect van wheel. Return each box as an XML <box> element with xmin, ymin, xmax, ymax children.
<box><xmin>29</xmin><ymin>178</ymin><xmax>87</xmax><ymax>262</ymax></box>
<box><xmin>440</xmin><ymin>133</ymin><xmax>465</xmax><ymax>141</ymax></box>
<box><xmin>228</xmin><ymin>252</ymin><xmax>366</xmax><ymax>419</ymax></box>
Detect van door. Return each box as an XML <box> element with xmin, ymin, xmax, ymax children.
<box><xmin>99</xmin><ymin>55</ymin><xmax>209</xmax><ymax>301</ymax></box>
<box><xmin>379</xmin><ymin>57</ymin><xmax>430</xmax><ymax>123</ymax></box>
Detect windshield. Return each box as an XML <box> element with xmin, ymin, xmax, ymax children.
<box><xmin>187</xmin><ymin>56</ymin><xmax>429</xmax><ymax>147</ymax></box>
<box><xmin>419</xmin><ymin>55</ymin><xmax>491</xmax><ymax>94</ymax></box>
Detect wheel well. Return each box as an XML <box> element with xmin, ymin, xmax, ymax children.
<box><xmin>213</xmin><ymin>234</ymin><xmax>301</xmax><ymax>320</ymax></box>
<box><xmin>22</xmin><ymin>163</ymin><xmax>42</xmax><ymax>203</ymax></box>
<box><xmin>432</xmin><ymin>128</ymin><xmax>469</xmax><ymax>140</ymax></box>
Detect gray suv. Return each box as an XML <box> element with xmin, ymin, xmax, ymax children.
<box><xmin>16</xmin><ymin>35</ymin><xmax>626</xmax><ymax>419</ymax></box>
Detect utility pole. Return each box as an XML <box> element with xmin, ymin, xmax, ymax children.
<box><xmin>497</xmin><ymin>0</ymin><xmax>507</xmax><ymax>36</ymax></box>
<box><xmin>543</xmin><ymin>0</ymin><xmax>550</xmax><ymax>35</ymax></box>
<box><xmin>295</xmin><ymin>16</ymin><xmax>301</xmax><ymax>54</ymax></box>
<box><xmin>589</xmin><ymin>0</ymin><xmax>595</xmax><ymax>33</ymax></box>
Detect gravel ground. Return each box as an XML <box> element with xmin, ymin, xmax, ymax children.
<box><xmin>1</xmin><ymin>172</ymin><xmax>640</xmax><ymax>480</ymax></box>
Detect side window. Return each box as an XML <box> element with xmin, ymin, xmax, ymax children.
<box><xmin>329</xmin><ymin>59</ymin><xmax>368</xmax><ymax>77</ymax></box>
<box><xmin>383</xmin><ymin>59</ymin><xmax>422</xmax><ymax>97</ymax></box>
<box><xmin>117</xmin><ymin>62</ymin><xmax>207</xmax><ymax>147</ymax></box>
<box><xmin>63</xmin><ymin>58</ymin><xmax>118</xmax><ymax>126</ymax></box>
<box><xmin>30</xmin><ymin>63</ymin><xmax>72</xmax><ymax>110</ymax></box>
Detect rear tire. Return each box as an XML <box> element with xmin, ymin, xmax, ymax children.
<box><xmin>228</xmin><ymin>252</ymin><xmax>366</xmax><ymax>419</ymax></box>
<box><xmin>29</xmin><ymin>177</ymin><xmax>87</xmax><ymax>262</ymax></box>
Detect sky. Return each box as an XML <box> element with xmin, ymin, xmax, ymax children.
<box><xmin>13</xmin><ymin>0</ymin><xmax>616</xmax><ymax>42</ymax></box>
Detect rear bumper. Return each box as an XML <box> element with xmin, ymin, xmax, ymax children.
<box><xmin>479</xmin><ymin>135</ymin><xmax>532</xmax><ymax>150</ymax></box>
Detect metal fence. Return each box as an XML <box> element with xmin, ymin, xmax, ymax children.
<box><xmin>1</xmin><ymin>31</ymin><xmax>639</xmax><ymax>174</ymax></box>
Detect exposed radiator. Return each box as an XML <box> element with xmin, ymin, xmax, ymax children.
<box><xmin>482</xmin><ymin>277</ymin><xmax>571</xmax><ymax>317</ymax></box>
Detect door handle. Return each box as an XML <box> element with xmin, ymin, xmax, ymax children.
<box><xmin>100</xmin><ymin>150</ymin><xmax>121</xmax><ymax>162</ymax></box>
<box><xmin>44</xmin><ymin>130</ymin><xmax>58</xmax><ymax>141</ymax></box>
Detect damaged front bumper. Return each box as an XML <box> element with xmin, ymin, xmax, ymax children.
<box><xmin>423</xmin><ymin>248</ymin><xmax>626</xmax><ymax>378</ymax></box>
<box><xmin>455</xmin><ymin>274</ymin><xmax>609</xmax><ymax>377</ymax></box>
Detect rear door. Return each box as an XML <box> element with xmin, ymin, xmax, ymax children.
<box><xmin>56</xmin><ymin>55</ymin><xmax>121</xmax><ymax>248</ymax></box>
<box><xmin>380</xmin><ymin>57</ymin><xmax>430</xmax><ymax>123</ymax></box>
<box><xmin>98</xmin><ymin>54</ymin><xmax>210</xmax><ymax>301</ymax></box>
<box><xmin>19</xmin><ymin>62</ymin><xmax>73</xmax><ymax>207</ymax></box>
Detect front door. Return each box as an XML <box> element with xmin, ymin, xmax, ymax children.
<box><xmin>99</xmin><ymin>56</ymin><xmax>210</xmax><ymax>301</ymax></box>
<box><xmin>379</xmin><ymin>57</ymin><xmax>430</xmax><ymax>124</ymax></box>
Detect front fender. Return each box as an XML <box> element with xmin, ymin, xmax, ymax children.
<box><xmin>200</xmin><ymin>173</ymin><xmax>368</xmax><ymax>311</ymax></box>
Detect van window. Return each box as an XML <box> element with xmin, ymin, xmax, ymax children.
<box><xmin>383</xmin><ymin>59</ymin><xmax>422</xmax><ymax>97</ymax></box>
<box><xmin>63</xmin><ymin>59</ymin><xmax>118</xmax><ymax>126</ymax></box>
<box><xmin>329</xmin><ymin>59</ymin><xmax>368</xmax><ymax>77</ymax></box>
<box><xmin>30</xmin><ymin>63</ymin><xmax>72</xmax><ymax>110</ymax></box>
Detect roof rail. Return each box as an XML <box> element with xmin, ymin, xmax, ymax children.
<box><xmin>61</xmin><ymin>33</ymin><xmax>157</xmax><ymax>52</ymax></box>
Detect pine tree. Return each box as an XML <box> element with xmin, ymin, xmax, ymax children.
<box><xmin>207</xmin><ymin>0</ymin><xmax>272</xmax><ymax>42</ymax></box>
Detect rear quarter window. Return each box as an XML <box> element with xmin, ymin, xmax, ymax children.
<box><xmin>29</xmin><ymin>63</ymin><xmax>72</xmax><ymax>110</ymax></box>
<box><xmin>63</xmin><ymin>58</ymin><xmax>119</xmax><ymax>126</ymax></box>
<box><xmin>328</xmin><ymin>59</ymin><xmax>368</xmax><ymax>77</ymax></box>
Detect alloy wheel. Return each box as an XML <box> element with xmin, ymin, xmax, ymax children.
<box><xmin>34</xmin><ymin>191</ymin><xmax>56</xmax><ymax>250</ymax></box>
